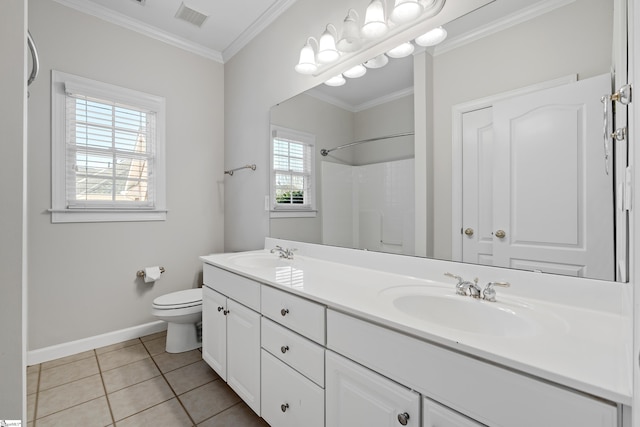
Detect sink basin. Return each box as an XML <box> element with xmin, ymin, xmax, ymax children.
<box><xmin>382</xmin><ymin>287</ymin><xmax>567</xmax><ymax>337</ymax></box>
<box><xmin>227</xmin><ymin>253</ymin><xmax>294</xmax><ymax>269</ymax></box>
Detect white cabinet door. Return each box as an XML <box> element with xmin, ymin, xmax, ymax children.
<box><xmin>261</xmin><ymin>350</ymin><xmax>324</xmax><ymax>427</ymax></box>
<box><xmin>202</xmin><ymin>286</ymin><xmax>227</xmax><ymax>381</ymax></box>
<box><xmin>423</xmin><ymin>398</ymin><xmax>484</xmax><ymax>427</ymax></box>
<box><xmin>226</xmin><ymin>298</ymin><xmax>261</xmax><ymax>415</ymax></box>
<box><xmin>326</xmin><ymin>350</ymin><xmax>420</xmax><ymax>427</ymax></box>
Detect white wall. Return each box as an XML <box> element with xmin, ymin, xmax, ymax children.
<box><xmin>352</xmin><ymin>95</ymin><xmax>414</xmax><ymax>166</ymax></box>
<box><xmin>0</xmin><ymin>0</ymin><xmax>27</xmax><ymax>419</ymax></box>
<box><xmin>431</xmin><ymin>0</ymin><xmax>613</xmax><ymax>260</ymax></box>
<box><xmin>27</xmin><ymin>0</ymin><xmax>225</xmax><ymax>350</ymax></box>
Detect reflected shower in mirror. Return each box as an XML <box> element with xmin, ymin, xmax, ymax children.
<box><xmin>270</xmin><ymin>0</ymin><xmax>619</xmax><ymax>281</ymax></box>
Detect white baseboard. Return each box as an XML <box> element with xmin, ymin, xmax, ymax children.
<box><xmin>27</xmin><ymin>321</ymin><xmax>167</xmax><ymax>366</ymax></box>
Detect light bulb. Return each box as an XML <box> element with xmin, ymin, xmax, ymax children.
<box><xmin>362</xmin><ymin>0</ymin><xmax>388</xmax><ymax>39</ymax></box>
<box><xmin>337</xmin><ymin>10</ymin><xmax>362</xmax><ymax>53</ymax></box>
<box><xmin>343</xmin><ymin>64</ymin><xmax>367</xmax><ymax>78</ymax></box>
<box><xmin>294</xmin><ymin>41</ymin><xmax>317</xmax><ymax>74</ymax></box>
<box><xmin>317</xmin><ymin>25</ymin><xmax>340</xmax><ymax>64</ymax></box>
<box><xmin>415</xmin><ymin>26</ymin><xmax>447</xmax><ymax>47</ymax></box>
<box><xmin>325</xmin><ymin>74</ymin><xmax>346</xmax><ymax>87</ymax></box>
<box><xmin>364</xmin><ymin>54</ymin><xmax>389</xmax><ymax>69</ymax></box>
<box><xmin>390</xmin><ymin>0</ymin><xmax>423</xmax><ymax>24</ymax></box>
<box><xmin>386</xmin><ymin>42</ymin><xmax>414</xmax><ymax>58</ymax></box>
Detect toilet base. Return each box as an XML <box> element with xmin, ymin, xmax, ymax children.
<box><xmin>165</xmin><ymin>321</ymin><xmax>202</xmax><ymax>353</ymax></box>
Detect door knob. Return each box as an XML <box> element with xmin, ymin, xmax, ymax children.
<box><xmin>397</xmin><ymin>412</ymin><xmax>410</xmax><ymax>425</ymax></box>
<box><xmin>464</xmin><ymin>227</ymin><xmax>474</xmax><ymax>237</ymax></box>
<box><xmin>495</xmin><ymin>230</ymin><xmax>506</xmax><ymax>239</ymax></box>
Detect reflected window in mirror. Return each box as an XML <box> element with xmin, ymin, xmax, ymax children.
<box><xmin>270</xmin><ymin>125</ymin><xmax>317</xmax><ymax>218</ymax></box>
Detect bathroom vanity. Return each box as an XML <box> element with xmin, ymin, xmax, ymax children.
<box><xmin>201</xmin><ymin>239</ymin><xmax>632</xmax><ymax>427</ymax></box>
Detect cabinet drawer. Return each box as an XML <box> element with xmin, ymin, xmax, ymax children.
<box><xmin>261</xmin><ymin>318</ymin><xmax>325</xmax><ymax>387</ymax></box>
<box><xmin>423</xmin><ymin>398</ymin><xmax>484</xmax><ymax>427</ymax></box>
<box><xmin>261</xmin><ymin>286</ymin><xmax>325</xmax><ymax>344</ymax></box>
<box><xmin>261</xmin><ymin>350</ymin><xmax>324</xmax><ymax>427</ymax></box>
<box><xmin>203</xmin><ymin>264</ymin><xmax>260</xmax><ymax>311</ymax></box>
<box><xmin>327</xmin><ymin>309</ymin><xmax>617</xmax><ymax>427</ymax></box>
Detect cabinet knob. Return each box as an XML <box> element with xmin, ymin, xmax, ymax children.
<box><xmin>280</xmin><ymin>308</ymin><xmax>289</xmax><ymax>317</ymax></box>
<box><xmin>281</xmin><ymin>403</ymin><xmax>289</xmax><ymax>413</ymax></box>
<box><xmin>217</xmin><ymin>306</ymin><xmax>223</xmax><ymax>312</ymax></box>
<box><xmin>223</xmin><ymin>309</ymin><xmax>229</xmax><ymax>315</ymax></box>
<box><xmin>397</xmin><ymin>412</ymin><xmax>410</xmax><ymax>426</ymax></box>
<box><xmin>281</xmin><ymin>345</ymin><xmax>289</xmax><ymax>354</ymax></box>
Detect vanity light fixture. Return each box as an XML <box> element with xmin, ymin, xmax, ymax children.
<box><xmin>390</xmin><ymin>0</ymin><xmax>423</xmax><ymax>24</ymax></box>
<box><xmin>324</xmin><ymin>74</ymin><xmax>346</xmax><ymax>86</ymax></box>
<box><xmin>295</xmin><ymin>37</ymin><xmax>319</xmax><ymax>75</ymax></box>
<box><xmin>343</xmin><ymin>64</ymin><xmax>367</xmax><ymax>78</ymax></box>
<box><xmin>364</xmin><ymin>53</ymin><xmax>389</xmax><ymax>69</ymax></box>
<box><xmin>386</xmin><ymin>41</ymin><xmax>415</xmax><ymax>58</ymax></box>
<box><xmin>415</xmin><ymin>26</ymin><xmax>447</xmax><ymax>46</ymax></box>
<box><xmin>362</xmin><ymin>0</ymin><xmax>388</xmax><ymax>39</ymax></box>
<box><xmin>337</xmin><ymin>9</ymin><xmax>362</xmax><ymax>53</ymax></box>
<box><xmin>317</xmin><ymin>24</ymin><xmax>340</xmax><ymax>64</ymax></box>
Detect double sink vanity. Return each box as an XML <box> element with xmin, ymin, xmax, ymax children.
<box><xmin>200</xmin><ymin>238</ymin><xmax>632</xmax><ymax>427</ymax></box>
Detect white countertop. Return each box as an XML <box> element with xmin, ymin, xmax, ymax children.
<box><xmin>201</xmin><ymin>244</ymin><xmax>633</xmax><ymax>405</ymax></box>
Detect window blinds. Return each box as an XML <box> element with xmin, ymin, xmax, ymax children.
<box><xmin>64</xmin><ymin>89</ymin><xmax>156</xmax><ymax>209</ymax></box>
<box><xmin>272</xmin><ymin>131</ymin><xmax>314</xmax><ymax>209</ymax></box>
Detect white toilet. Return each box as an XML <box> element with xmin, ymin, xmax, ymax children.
<box><xmin>151</xmin><ymin>288</ymin><xmax>203</xmax><ymax>353</ymax></box>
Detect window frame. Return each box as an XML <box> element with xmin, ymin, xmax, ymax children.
<box><xmin>51</xmin><ymin>70</ymin><xmax>166</xmax><ymax>223</ymax></box>
<box><xmin>270</xmin><ymin>125</ymin><xmax>317</xmax><ymax>218</ymax></box>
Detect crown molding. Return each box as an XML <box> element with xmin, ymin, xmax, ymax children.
<box><xmin>306</xmin><ymin>86</ymin><xmax>414</xmax><ymax>113</ymax></box>
<box><xmin>53</xmin><ymin>0</ymin><xmax>225</xmax><ymax>62</ymax></box>
<box><xmin>433</xmin><ymin>0</ymin><xmax>576</xmax><ymax>56</ymax></box>
<box><xmin>222</xmin><ymin>0</ymin><xmax>298</xmax><ymax>62</ymax></box>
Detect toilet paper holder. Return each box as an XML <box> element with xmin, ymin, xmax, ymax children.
<box><xmin>136</xmin><ymin>267</ymin><xmax>165</xmax><ymax>278</ymax></box>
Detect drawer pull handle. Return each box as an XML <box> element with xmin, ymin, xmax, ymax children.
<box><xmin>281</xmin><ymin>345</ymin><xmax>289</xmax><ymax>354</ymax></box>
<box><xmin>217</xmin><ymin>306</ymin><xmax>224</xmax><ymax>312</ymax></box>
<box><xmin>397</xmin><ymin>412</ymin><xmax>410</xmax><ymax>426</ymax></box>
<box><xmin>280</xmin><ymin>308</ymin><xmax>289</xmax><ymax>316</ymax></box>
<box><xmin>281</xmin><ymin>403</ymin><xmax>289</xmax><ymax>413</ymax></box>
<box><xmin>223</xmin><ymin>309</ymin><xmax>229</xmax><ymax>315</ymax></box>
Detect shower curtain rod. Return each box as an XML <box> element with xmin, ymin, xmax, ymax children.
<box><xmin>320</xmin><ymin>132</ymin><xmax>414</xmax><ymax>156</ymax></box>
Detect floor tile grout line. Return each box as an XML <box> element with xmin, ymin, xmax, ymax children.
<box><xmin>143</xmin><ymin>338</ymin><xmax>198</xmax><ymax>426</ymax></box>
<box><xmin>96</xmin><ymin>347</ymin><xmax>119</xmax><ymax>427</ymax></box>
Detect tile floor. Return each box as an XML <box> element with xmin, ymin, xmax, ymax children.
<box><xmin>26</xmin><ymin>331</ymin><xmax>270</xmax><ymax>427</ymax></box>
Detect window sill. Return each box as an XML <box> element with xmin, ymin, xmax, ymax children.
<box><xmin>50</xmin><ymin>209</ymin><xmax>168</xmax><ymax>223</ymax></box>
<box><xmin>270</xmin><ymin>210</ymin><xmax>317</xmax><ymax>219</ymax></box>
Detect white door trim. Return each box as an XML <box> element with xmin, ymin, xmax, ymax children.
<box><xmin>451</xmin><ymin>74</ymin><xmax>577</xmax><ymax>261</ymax></box>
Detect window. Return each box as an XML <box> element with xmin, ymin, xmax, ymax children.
<box><xmin>270</xmin><ymin>125</ymin><xmax>316</xmax><ymax>218</ymax></box>
<box><xmin>51</xmin><ymin>71</ymin><xmax>166</xmax><ymax>222</ymax></box>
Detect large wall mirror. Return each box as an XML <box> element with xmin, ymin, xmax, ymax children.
<box><xmin>270</xmin><ymin>0</ymin><xmax>624</xmax><ymax>282</ymax></box>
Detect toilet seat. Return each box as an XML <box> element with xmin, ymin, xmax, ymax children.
<box><xmin>152</xmin><ymin>288</ymin><xmax>202</xmax><ymax>310</ymax></box>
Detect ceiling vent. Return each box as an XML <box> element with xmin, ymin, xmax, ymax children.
<box><xmin>175</xmin><ymin>2</ymin><xmax>209</xmax><ymax>28</ymax></box>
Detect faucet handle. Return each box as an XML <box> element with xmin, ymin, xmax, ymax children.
<box><xmin>482</xmin><ymin>281</ymin><xmax>511</xmax><ymax>302</ymax></box>
<box><xmin>444</xmin><ymin>272</ymin><xmax>463</xmax><ymax>283</ymax></box>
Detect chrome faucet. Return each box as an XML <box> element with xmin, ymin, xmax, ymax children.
<box><xmin>444</xmin><ymin>273</ymin><xmax>481</xmax><ymax>297</ymax></box>
<box><xmin>444</xmin><ymin>273</ymin><xmax>510</xmax><ymax>301</ymax></box>
<box><xmin>481</xmin><ymin>281</ymin><xmax>511</xmax><ymax>302</ymax></box>
<box><xmin>270</xmin><ymin>245</ymin><xmax>296</xmax><ymax>260</ymax></box>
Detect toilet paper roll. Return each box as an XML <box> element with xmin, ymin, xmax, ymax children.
<box><xmin>144</xmin><ymin>266</ymin><xmax>162</xmax><ymax>283</ymax></box>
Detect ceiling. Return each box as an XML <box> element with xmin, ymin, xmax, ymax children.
<box><xmin>53</xmin><ymin>0</ymin><xmax>298</xmax><ymax>62</ymax></box>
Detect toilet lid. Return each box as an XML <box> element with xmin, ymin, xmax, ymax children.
<box><xmin>153</xmin><ymin>288</ymin><xmax>202</xmax><ymax>308</ymax></box>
